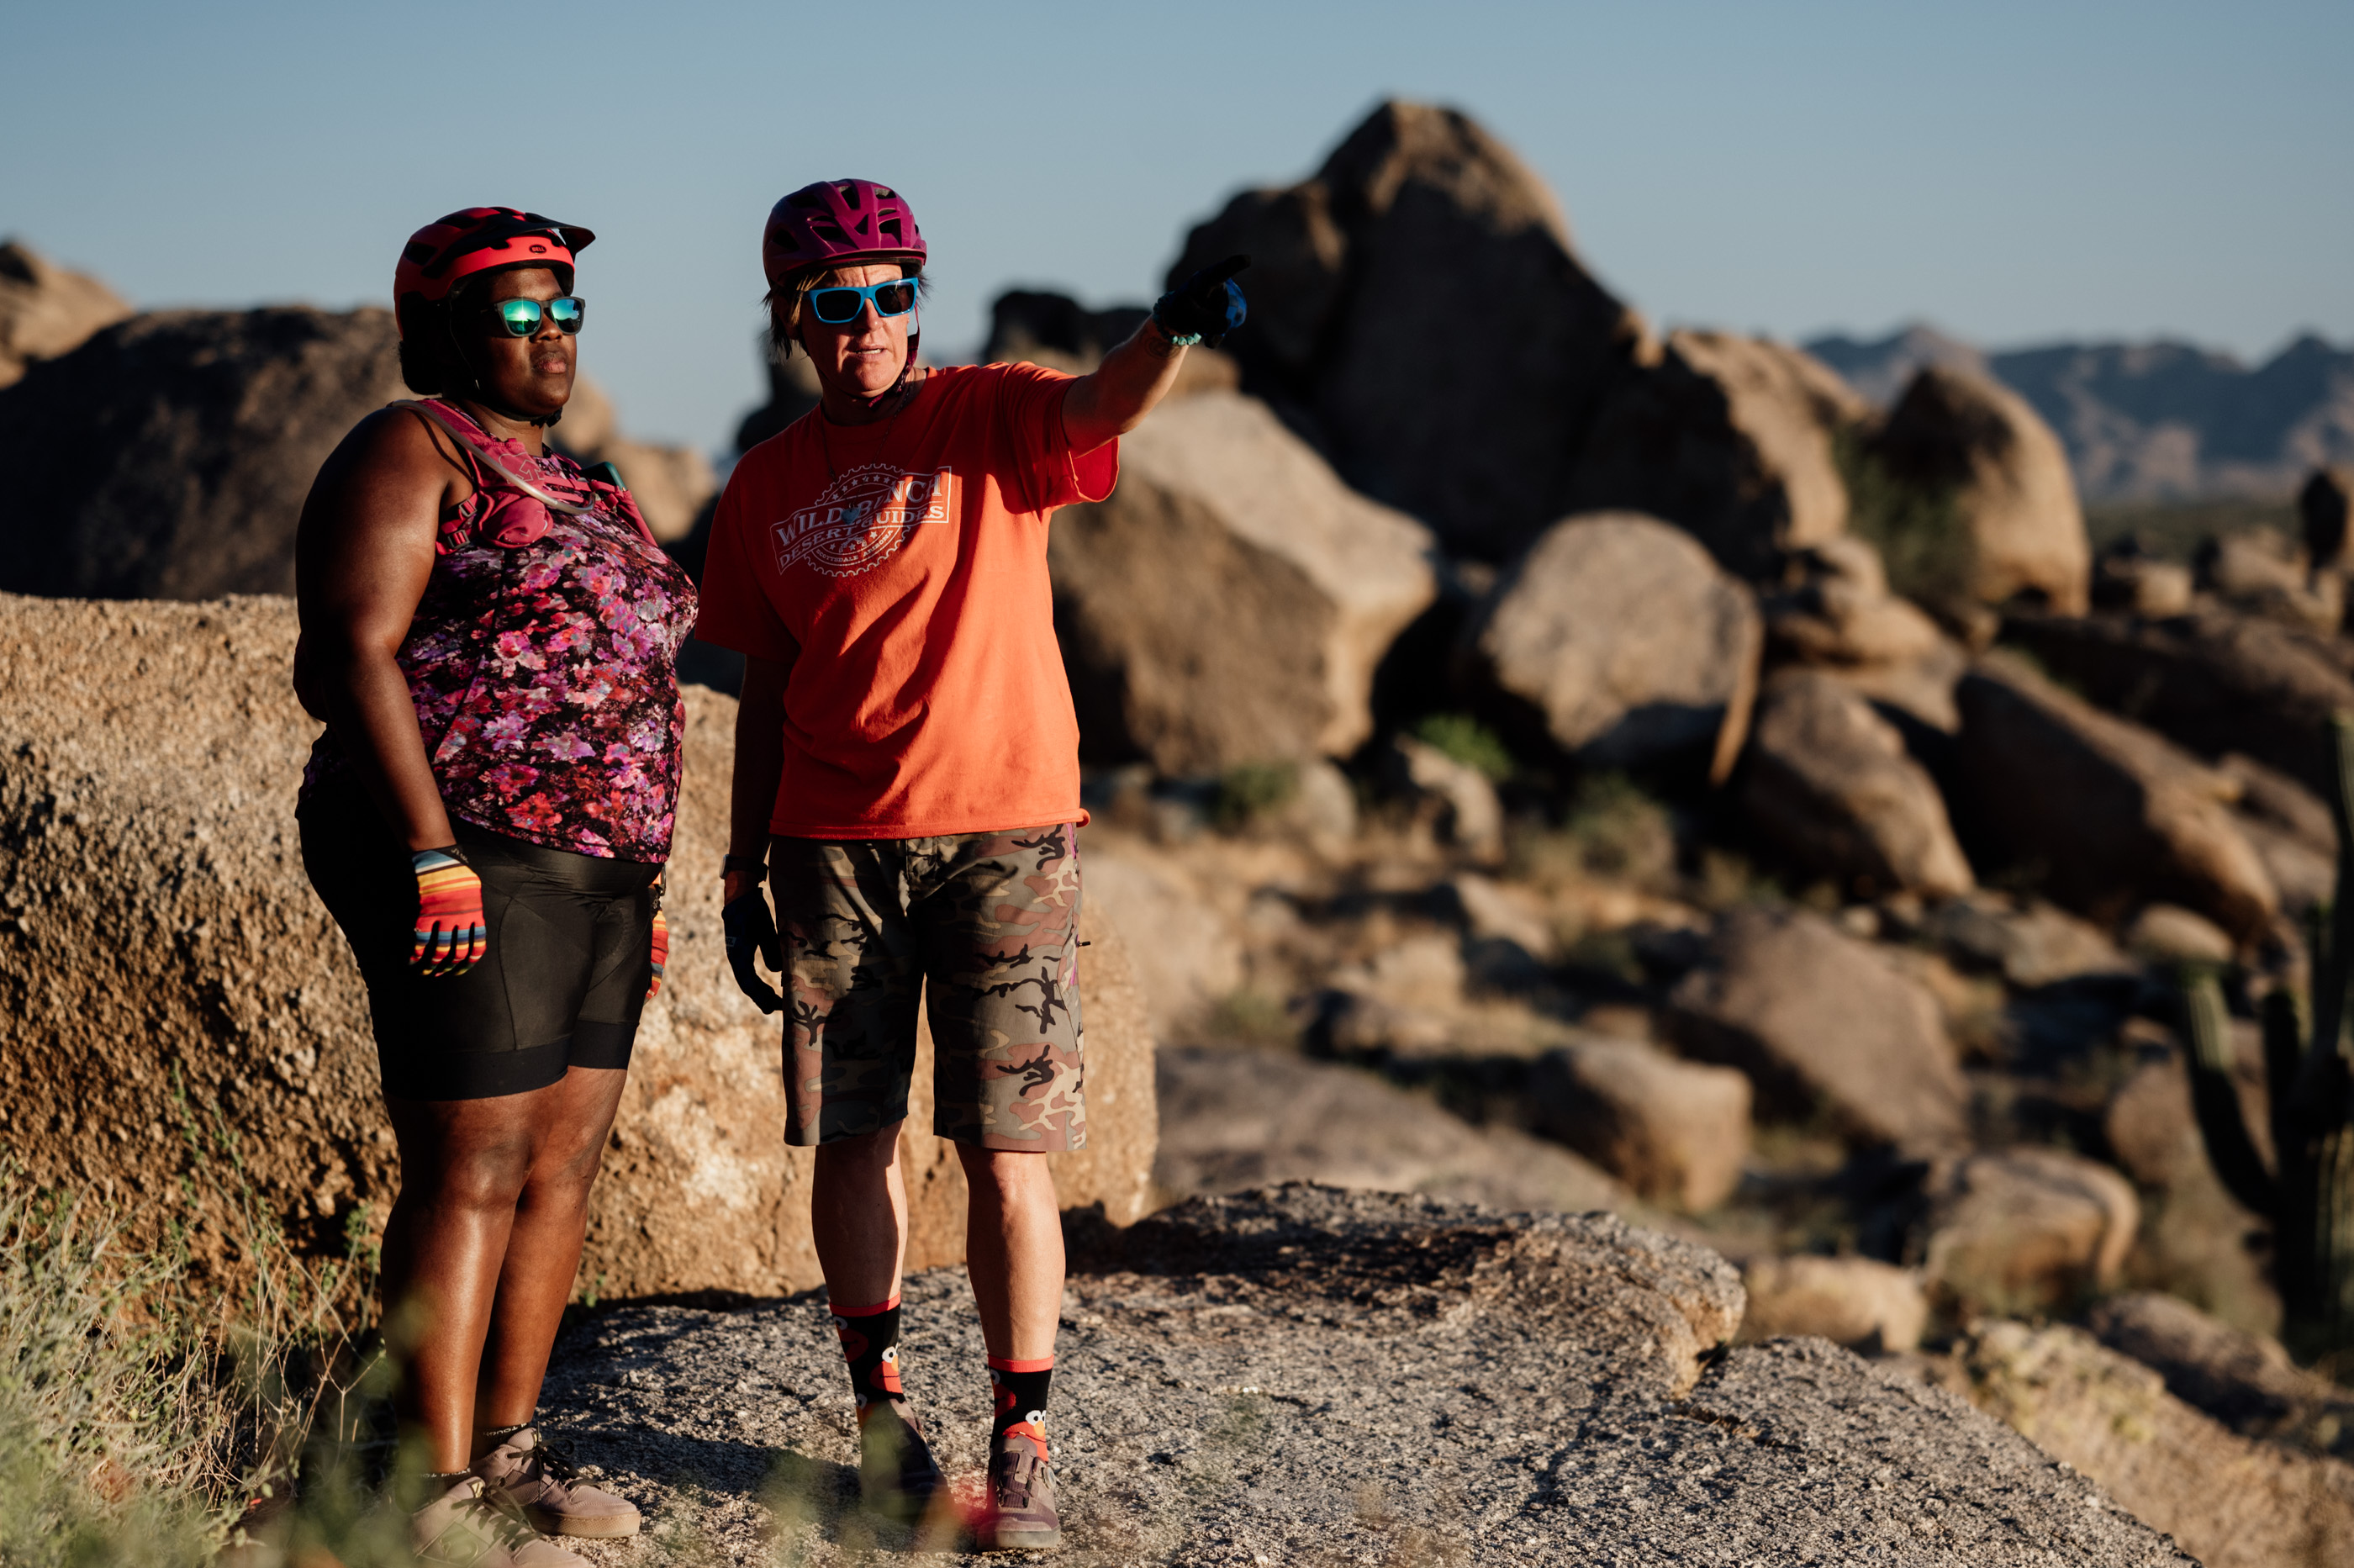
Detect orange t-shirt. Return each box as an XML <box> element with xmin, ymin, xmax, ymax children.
<box><xmin>694</xmin><ymin>362</ymin><xmax>1117</xmax><ymax>839</ymax></box>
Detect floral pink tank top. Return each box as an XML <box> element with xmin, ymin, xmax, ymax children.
<box><xmin>303</xmin><ymin>399</ymin><xmax>699</xmax><ymax>863</ymax></box>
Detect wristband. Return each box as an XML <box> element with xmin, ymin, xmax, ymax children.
<box><xmin>723</xmin><ymin>853</ymin><xmax>766</xmax><ymax>879</ymax></box>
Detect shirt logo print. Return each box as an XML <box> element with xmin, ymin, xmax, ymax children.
<box><xmin>769</xmin><ymin>462</ymin><xmax>956</xmax><ymax>578</ymax></box>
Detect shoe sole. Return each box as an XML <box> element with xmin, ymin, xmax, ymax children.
<box><xmin>979</xmin><ymin>1525</ymin><xmax>1062</xmax><ymax>1551</ymax></box>
<box><xmin>523</xmin><ymin>1507</ymin><xmax>640</xmax><ymax>1539</ymax></box>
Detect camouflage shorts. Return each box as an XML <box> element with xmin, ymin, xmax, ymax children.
<box><xmin>768</xmin><ymin>825</ymin><xmax>1086</xmax><ymax>1151</ymax></box>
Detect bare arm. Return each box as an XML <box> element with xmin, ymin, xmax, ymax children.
<box><xmin>723</xmin><ymin>652</ymin><xmax>794</xmax><ymax>905</ymax></box>
<box><xmin>292</xmin><ymin>409</ymin><xmax>471</xmax><ymax>851</ymax></box>
<box><xmin>1059</xmin><ymin>319</ymin><xmax>1190</xmax><ymax>453</ymax></box>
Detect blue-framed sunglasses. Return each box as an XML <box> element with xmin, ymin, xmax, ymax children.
<box><xmin>478</xmin><ymin>296</ymin><xmax>587</xmax><ymax>337</ymax></box>
<box><xmin>806</xmin><ymin>278</ymin><xmax>919</xmax><ymax>325</ymax></box>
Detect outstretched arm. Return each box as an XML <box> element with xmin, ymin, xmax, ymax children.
<box><xmin>1059</xmin><ymin>319</ymin><xmax>1191</xmax><ymax>453</ymax></box>
<box><xmin>1059</xmin><ymin>255</ymin><xmax>1250</xmax><ymax>453</ymax></box>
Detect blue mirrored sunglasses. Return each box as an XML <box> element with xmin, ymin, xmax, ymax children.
<box><xmin>806</xmin><ymin>278</ymin><xmax>919</xmax><ymax>325</ymax></box>
<box><xmin>479</xmin><ymin>296</ymin><xmax>587</xmax><ymax>337</ymax></box>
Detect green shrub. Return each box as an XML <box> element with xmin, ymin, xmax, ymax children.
<box><xmin>1212</xmin><ymin>761</ymin><xmax>1298</xmax><ymax>832</ymax></box>
<box><xmin>1409</xmin><ymin>714</ymin><xmax>1516</xmax><ymax>784</ymax></box>
<box><xmin>1834</xmin><ymin>428</ymin><xmax>1970</xmax><ymax>610</ymax></box>
<box><xmin>0</xmin><ymin>1085</ymin><xmax>398</xmax><ymax>1565</ymax></box>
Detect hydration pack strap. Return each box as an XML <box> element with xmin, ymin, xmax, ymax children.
<box><xmin>396</xmin><ymin>399</ymin><xmax>594</xmax><ymax>515</ymax></box>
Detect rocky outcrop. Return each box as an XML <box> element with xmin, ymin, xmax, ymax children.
<box><xmin>1739</xmin><ymin>669</ymin><xmax>1975</xmax><ymax>898</ymax></box>
<box><xmin>1923</xmin><ymin>1148</ymin><xmax>2139</xmax><ymax>1317</ymax></box>
<box><xmin>0</xmin><ymin>240</ymin><xmax>130</xmax><ymax>387</ymax></box>
<box><xmin>0</xmin><ymin>593</ymin><xmax>1158</xmax><ymax>1296</ymax></box>
<box><xmin>552</xmin><ymin>377</ymin><xmax>716</xmax><ymax>544</ymax></box>
<box><xmin>1930</xmin><ymin>1318</ymin><xmax>2354</xmax><ymax>1568</ymax></box>
<box><xmin>1956</xmin><ymin>651</ymin><xmax>2277</xmax><ymax>939</ymax></box>
<box><xmin>1526</xmin><ymin>1038</ymin><xmax>1751</xmax><ymax>1211</ymax></box>
<box><xmin>1667</xmin><ymin>905</ymin><xmax>1966</xmax><ymax>1152</ymax></box>
<box><xmin>1153</xmin><ymin>1049</ymin><xmax>1627</xmax><ymax>1215</ymax></box>
<box><xmin>1738</xmin><ymin>1254</ymin><xmax>1928</xmax><ymax>1353</ymax></box>
<box><xmin>1167</xmin><ymin>100</ymin><xmax>1649</xmax><ymax>562</ymax></box>
<box><xmin>1073</xmin><ymin>837</ymin><xmax>1243</xmax><ymax>1032</ymax></box>
<box><xmin>2002</xmin><ymin>608</ymin><xmax>2354</xmax><ymax>803</ymax></box>
<box><xmin>1049</xmin><ymin>389</ymin><xmax>1434</xmax><ymax>775</ymax></box>
<box><xmin>1460</xmin><ymin>511</ymin><xmax>1761</xmax><ymax>779</ymax></box>
<box><xmin>0</xmin><ymin>308</ymin><xmax>406</xmax><ymax>599</ymax></box>
<box><xmin>2089</xmin><ymin>1291</ymin><xmax>2354</xmax><ymax>1459</ymax></box>
<box><xmin>1872</xmin><ymin>364</ymin><xmax>2092</xmax><ymax>615</ymax></box>
<box><xmin>1566</xmin><ymin>330</ymin><xmax>1870</xmax><ymax>579</ymax></box>
<box><xmin>540</xmin><ymin>1186</ymin><xmax>2193</xmax><ymax>1565</ymax></box>
<box><xmin>1762</xmin><ymin>535</ymin><xmax>1967</xmax><ymax>731</ymax></box>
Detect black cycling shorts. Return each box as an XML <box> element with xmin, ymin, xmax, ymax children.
<box><xmin>298</xmin><ymin>778</ymin><xmax>660</xmax><ymax>1101</ymax></box>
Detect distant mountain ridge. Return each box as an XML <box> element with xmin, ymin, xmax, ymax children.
<box><xmin>1805</xmin><ymin>325</ymin><xmax>2354</xmax><ymax>504</ymax></box>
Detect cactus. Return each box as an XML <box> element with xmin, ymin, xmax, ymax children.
<box><xmin>2183</xmin><ymin>715</ymin><xmax>2354</xmax><ymax>1361</ymax></box>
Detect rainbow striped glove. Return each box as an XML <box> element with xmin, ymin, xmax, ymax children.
<box><xmin>410</xmin><ymin>847</ymin><xmax>487</xmax><ymax>977</ymax></box>
<box><xmin>647</xmin><ymin>908</ymin><xmax>669</xmax><ymax>999</ymax></box>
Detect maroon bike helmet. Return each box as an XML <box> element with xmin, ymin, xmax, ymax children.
<box><xmin>761</xmin><ymin>179</ymin><xmax>926</xmax><ymax>292</ymax></box>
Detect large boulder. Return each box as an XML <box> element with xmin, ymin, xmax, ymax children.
<box><xmin>0</xmin><ymin>309</ymin><xmax>406</xmax><ymax>599</ymax></box>
<box><xmin>1739</xmin><ymin>669</ymin><xmax>1975</xmax><ymax>898</ymax></box>
<box><xmin>1565</xmin><ymin>330</ymin><xmax>1871</xmax><ymax>579</ymax></box>
<box><xmin>1153</xmin><ymin>1048</ymin><xmax>1628</xmax><ymax>1215</ymax></box>
<box><xmin>545</xmin><ymin>1187</ymin><xmax>2195</xmax><ymax>1565</ymax></box>
<box><xmin>1167</xmin><ymin>100</ymin><xmax>1649</xmax><ymax>561</ymax></box>
<box><xmin>1525</xmin><ymin>1037</ymin><xmax>1751</xmax><ymax>1212</ymax></box>
<box><xmin>1459</xmin><ymin>511</ymin><xmax>1761</xmax><ymax>779</ymax></box>
<box><xmin>1956</xmin><ymin>650</ymin><xmax>2277</xmax><ymax>940</ymax></box>
<box><xmin>1665</xmin><ymin>905</ymin><xmax>1967</xmax><ymax>1152</ymax></box>
<box><xmin>1871</xmin><ymin>364</ymin><xmax>2092</xmax><ymax>615</ymax></box>
<box><xmin>1933</xmin><ymin>1319</ymin><xmax>2354</xmax><ymax>1568</ymax></box>
<box><xmin>1737</xmin><ymin>1254</ymin><xmax>1928</xmax><ymax>1353</ymax></box>
<box><xmin>2002</xmin><ymin>608</ymin><xmax>2354</xmax><ymax>803</ymax></box>
<box><xmin>0</xmin><ymin>593</ymin><xmax>1158</xmax><ymax>1296</ymax></box>
<box><xmin>1049</xmin><ymin>390</ymin><xmax>1435</xmax><ymax>774</ymax></box>
<box><xmin>2087</xmin><ymin>1291</ymin><xmax>2354</xmax><ymax>1458</ymax></box>
<box><xmin>0</xmin><ymin>239</ymin><xmax>130</xmax><ymax>387</ymax></box>
<box><xmin>1923</xmin><ymin>1148</ymin><xmax>2140</xmax><ymax>1317</ymax></box>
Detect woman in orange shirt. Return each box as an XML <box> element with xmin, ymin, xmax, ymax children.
<box><xmin>694</xmin><ymin>177</ymin><xmax>1244</xmax><ymax>1551</ymax></box>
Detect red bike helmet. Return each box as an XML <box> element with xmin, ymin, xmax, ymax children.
<box><xmin>761</xmin><ymin>179</ymin><xmax>925</xmax><ymax>291</ymax></box>
<box><xmin>394</xmin><ymin>207</ymin><xmax>595</xmax><ymax>314</ymax></box>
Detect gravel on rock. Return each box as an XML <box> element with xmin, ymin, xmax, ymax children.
<box><xmin>538</xmin><ymin>1185</ymin><xmax>2189</xmax><ymax>1565</ymax></box>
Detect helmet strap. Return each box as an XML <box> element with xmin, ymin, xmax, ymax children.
<box><xmin>441</xmin><ymin>300</ymin><xmax>563</xmax><ymax>429</ymax></box>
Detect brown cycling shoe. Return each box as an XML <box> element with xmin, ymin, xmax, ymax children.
<box><xmin>408</xmin><ymin>1474</ymin><xmax>588</xmax><ymax>1568</ymax></box>
<box><xmin>974</xmin><ymin>1427</ymin><xmax>1061</xmax><ymax>1552</ymax></box>
<box><xmin>473</xmin><ymin>1425</ymin><xmax>641</xmax><ymax>1539</ymax></box>
<box><xmin>858</xmin><ymin>1396</ymin><xmax>947</xmax><ymax>1521</ymax></box>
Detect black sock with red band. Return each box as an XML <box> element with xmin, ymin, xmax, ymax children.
<box><xmin>988</xmin><ymin>1354</ymin><xmax>1053</xmax><ymax>1451</ymax></box>
<box><xmin>832</xmin><ymin>1294</ymin><xmax>905</xmax><ymax>1421</ymax></box>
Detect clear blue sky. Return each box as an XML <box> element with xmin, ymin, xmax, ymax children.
<box><xmin>5</xmin><ymin>1</ymin><xmax>2346</xmax><ymax>451</ymax></box>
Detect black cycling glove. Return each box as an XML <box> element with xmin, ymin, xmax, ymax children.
<box><xmin>1153</xmin><ymin>254</ymin><xmax>1250</xmax><ymax>348</ymax></box>
<box><xmin>722</xmin><ymin>890</ymin><xmax>785</xmax><ymax>1014</ymax></box>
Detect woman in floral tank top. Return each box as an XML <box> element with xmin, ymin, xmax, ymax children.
<box><xmin>292</xmin><ymin>208</ymin><xmax>691</xmax><ymax>1558</ymax></box>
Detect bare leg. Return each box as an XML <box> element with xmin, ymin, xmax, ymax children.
<box><xmin>380</xmin><ymin>1093</ymin><xmax>540</xmax><ymax>1473</ymax></box>
<box><xmin>811</xmin><ymin>1122</ymin><xmax>909</xmax><ymax>1306</ymax></box>
<box><xmin>956</xmin><ymin>1147</ymin><xmax>1063</xmax><ymax>1361</ymax></box>
<box><xmin>471</xmin><ymin>1066</ymin><xmax>630</xmax><ymax>1448</ymax></box>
